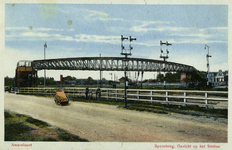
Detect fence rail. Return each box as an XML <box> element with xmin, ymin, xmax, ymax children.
<box><xmin>16</xmin><ymin>87</ymin><xmax>228</xmax><ymax>109</ymax></box>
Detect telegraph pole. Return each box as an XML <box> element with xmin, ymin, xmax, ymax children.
<box><xmin>160</xmin><ymin>40</ymin><xmax>172</xmax><ymax>89</ymax></box>
<box><xmin>205</xmin><ymin>44</ymin><xmax>211</xmax><ymax>86</ymax></box>
<box><xmin>99</xmin><ymin>54</ymin><xmax>102</xmax><ymax>100</ymax></box>
<box><xmin>44</xmin><ymin>42</ymin><xmax>47</xmax><ymax>88</ymax></box>
<box><xmin>100</xmin><ymin>54</ymin><xmax>102</xmax><ymax>88</ymax></box>
<box><xmin>121</xmin><ymin>35</ymin><xmax>136</xmax><ymax>108</ymax></box>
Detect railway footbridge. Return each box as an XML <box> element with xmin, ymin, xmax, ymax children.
<box><xmin>15</xmin><ymin>57</ymin><xmax>197</xmax><ymax>87</ymax></box>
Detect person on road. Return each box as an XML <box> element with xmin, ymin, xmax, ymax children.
<box><xmin>96</xmin><ymin>87</ymin><xmax>101</xmax><ymax>100</ymax></box>
<box><xmin>85</xmin><ymin>87</ymin><xmax>89</xmax><ymax>99</ymax></box>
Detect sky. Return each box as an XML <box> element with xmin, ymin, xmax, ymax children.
<box><xmin>4</xmin><ymin>4</ymin><xmax>228</xmax><ymax>81</ymax></box>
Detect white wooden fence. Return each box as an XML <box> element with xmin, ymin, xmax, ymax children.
<box><xmin>17</xmin><ymin>87</ymin><xmax>228</xmax><ymax>109</ymax></box>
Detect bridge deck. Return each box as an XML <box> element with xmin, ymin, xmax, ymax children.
<box><xmin>31</xmin><ymin>57</ymin><xmax>196</xmax><ymax>72</ymax></box>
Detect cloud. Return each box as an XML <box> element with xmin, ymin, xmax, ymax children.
<box><xmin>81</xmin><ymin>8</ymin><xmax>125</xmax><ymax>23</ymax></box>
<box><xmin>67</xmin><ymin>29</ymin><xmax>75</xmax><ymax>31</ymax></box>
<box><xmin>130</xmin><ymin>20</ymin><xmax>228</xmax><ymax>44</ymax></box>
<box><xmin>132</xmin><ymin>24</ymin><xmax>227</xmax><ymax>44</ymax></box>
<box><xmin>84</xmin><ymin>9</ymin><xmax>109</xmax><ymax>21</ymax></box>
<box><xmin>6</xmin><ymin>27</ymin><xmax>73</xmax><ymax>32</ymax></box>
<box><xmin>199</xmin><ymin>27</ymin><xmax>227</xmax><ymax>32</ymax></box>
<box><xmin>58</xmin><ymin>6</ymin><xmax>124</xmax><ymax>23</ymax></box>
<box><xmin>6</xmin><ymin>31</ymin><xmax>63</xmax><ymax>41</ymax></box>
<box><xmin>5</xmin><ymin>27</ymin><xmax>76</xmax><ymax>41</ymax></box>
<box><xmin>36</xmin><ymin>28</ymin><xmax>64</xmax><ymax>32</ymax></box>
<box><xmin>131</xmin><ymin>21</ymin><xmax>185</xmax><ymax>32</ymax></box>
<box><xmin>73</xmin><ymin>34</ymin><xmax>156</xmax><ymax>47</ymax></box>
<box><xmin>6</xmin><ymin>29</ymin><xmax>122</xmax><ymax>45</ymax></box>
<box><xmin>171</xmin><ymin>33</ymin><xmax>212</xmax><ymax>38</ymax></box>
<box><xmin>169</xmin><ymin>27</ymin><xmax>227</xmax><ymax>44</ymax></box>
<box><xmin>74</xmin><ymin>34</ymin><xmax>120</xmax><ymax>44</ymax></box>
<box><xmin>22</xmin><ymin>32</ymin><xmax>61</xmax><ymax>38</ymax></box>
<box><xmin>5</xmin><ymin>27</ymin><xmax>29</xmax><ymax>31</ymax></box>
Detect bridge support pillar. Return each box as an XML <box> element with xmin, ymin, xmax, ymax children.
<box><xmin>15</xmin><ymin>66</ymin><xmax>37</xmax><ymax>87</ymax></box>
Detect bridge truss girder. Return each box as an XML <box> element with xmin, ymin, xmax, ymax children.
<box><xmin>31</xmin><ymin>57</ymin><xmax>196</xmax><ymax>72</ymax></box>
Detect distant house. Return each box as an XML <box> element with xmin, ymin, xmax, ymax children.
<box><xmin>119</xmin><ymin>77</ymin><xmax>128</xmax><ymax>82</ymax></box>
<box><xmin>208</xmin><ymin>70</ymin><xmax>228</xmax><ymax>86</ymax></box>
<box><xmin>147</xmin><ymin>79</ymin><xmax>159</xmax><ymax>83</ymax></box>
<box><xmin>60</xmin><ymin>75</ymin><xmax>77</xmax><ymax>86</ymax></box>
<box><xmin>118</xmin><ymin>77</ymin><xmax>133</xmax><ymax>87</ymax></box>
<box><xmin>132</xmin><ymin>80</ymin><xmax>139</xmax><ymax>83</ymax></box>
<box><xmin>180</xmin><ymin>73</ymin><xmax>187</xmax><ymax>83</ymax></box>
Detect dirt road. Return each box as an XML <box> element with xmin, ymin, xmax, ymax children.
<box><xmin>4</xmin><ymin>93</ymin><xmax>227</xmax><ymax>142</ymax></box>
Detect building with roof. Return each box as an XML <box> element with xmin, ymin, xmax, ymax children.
<box><xmin>208</xmin><ymin>70</ymin><xmax>228</xmax><ymax>86</ymax></box>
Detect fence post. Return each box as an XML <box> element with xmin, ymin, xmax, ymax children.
<box><xmin>79</xmin><ymin>88</ymin><xmax>81</xmax><ymax>98</ymax></box>
<box><xmin>115</xmin><ymin>89</ymin><xmax>118</xmax><ymax>102</ymax></box>
<box><xmin>205</xmin><ymin>92</ymin><xmax>208</xmax><ymax>110</ymax></box>
<box><xmin>183</xmin><ymin>92</ymin><xmax>187</xmax><ymax>107</ymax></box>
<box><xmin>137</xmin><ymin>90</ymin><xmax>139</xmax><ymax>100</ymax></box>
<box><xmin>107</xmin><ymin>89</ymin><xmax>109</xmax><ymax>101</ymax></box>
<box><xmin>166</xmin><ymin>91</ymin><xmax>169</xmax><ymax>105</ymax></box>
<box><xmin>150</xmin><ymin>91</ymin><xmax>153</xmax><ymax>103</ymax></box>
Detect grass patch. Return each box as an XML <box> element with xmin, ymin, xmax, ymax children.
<box><xmin>70</xmin><ymin>96</ymin><xmax>125</xmax><ymax>106</ymax></box>
<box><xmin>125</xmin><ymin>107</ymin><xmax>168</xmax><ymax>114</ymax></box>
<box><xmin>25</xmin><ymin>117</ymin><xmax>50</xmax><ymax>128</ymax></box>
<box><xmin>4</xmin><ymin>111</ymin><xmax>88</xmax><ymax>142</ymax></box>
<box><xmin>126</xmin><ymin>101</ymin><xmax>228</xmax><ymax>118</ymax></box>
<box><xmin>5</xmin><ymin>122</ymin><xmax>35</xmax><ymax>141</ymax></box>
<box><xmin>70</xmin><ymin>95</ymin><xmax>227</xmax><ymax>119</ymax></box>
<box><xmin>55</xmin><ymin>128</ymin><xmax>87</xmax><ymax>141</ymax></box>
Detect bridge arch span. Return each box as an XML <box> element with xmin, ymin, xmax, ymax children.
<box><xmin>31</xmin><ymin>57</ymin><xmax>197</xmax><ymax>72</ymax></box>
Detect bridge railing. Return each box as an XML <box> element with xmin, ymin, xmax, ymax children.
<box><xmin>17</xmin><ymin>87</ymin><xmax>228</xmax><ymax>109</ymax></box>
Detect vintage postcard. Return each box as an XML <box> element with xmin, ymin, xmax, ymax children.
<box><xmin>1</xmin><ymin>0</ymin><xmax>231</xmax><ymax>150</ymax></box>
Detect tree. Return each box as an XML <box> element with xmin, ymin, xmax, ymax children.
<box><xmin>46</xmin><ymin>77</ymin><xmax>55</xmax><ymax>85</ymax></box>
<box><xmin>38</xmin><ymin>77</ymin><xmax>55</xmax><ymax>86</ymax></box>
<box><xmin>4</xmin><ymin>76</ymin><xmax>14</xmax><ymax>87</ymax></box>
<box><xmin>183</xmin><ymin>71</ymin><xmax>207</xmax><ymax>85</ymax></box>
<box><xmin>165</xmin><ymin>73</ymin><xmax>173</xmax><ymax>83</ymax></box>
<box><xmin>88</xmin><ymin>77</ymin><xmax>93</xmax><ymax>85</ymax></box>
<box><xmin>165</xmin><ymin>72</ymin><xmax>181</xmax><ymax>83</ymax></box>
<box><xmin>101</xmin><ymin>78</ymin><xmax>108</xmax><ymax>84</ymax></box>
<box><xmin>157</xmin><ymin>73</ymin><xmax>164</xmax><ymax>82</ymax></box>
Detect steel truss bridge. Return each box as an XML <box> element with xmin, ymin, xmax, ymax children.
<box><xmin>30</xmin><ymin>57</ymin><xmax>196</xmax><ymax>72</ymax></box>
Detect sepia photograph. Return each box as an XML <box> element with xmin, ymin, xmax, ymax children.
<box><xmin>1</xmin><ymin>1</ymin><xmax>231</xmax><ymax>150</ymax></box>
